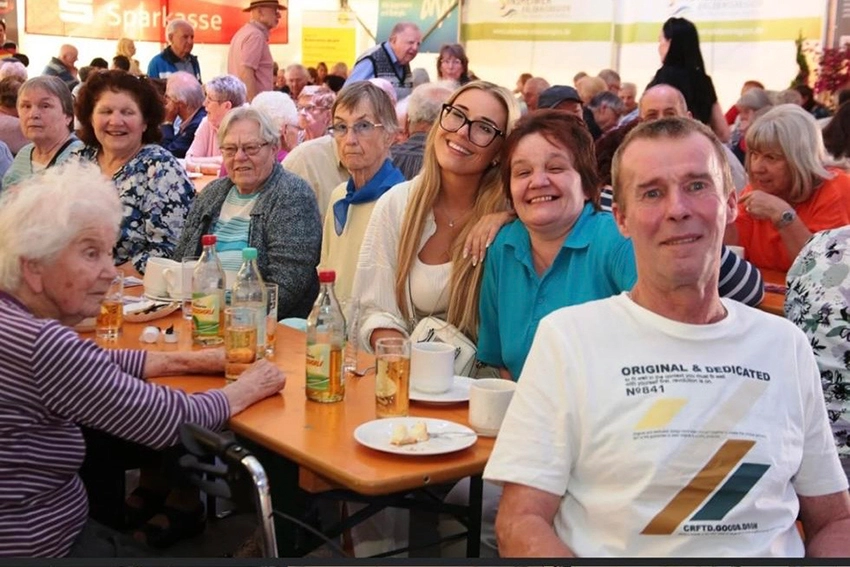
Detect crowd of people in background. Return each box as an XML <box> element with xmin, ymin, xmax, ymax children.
<box><xmin>1</xmin><ymin>1</ymin><xmax>850</xmax><ymax>559</ymax></box>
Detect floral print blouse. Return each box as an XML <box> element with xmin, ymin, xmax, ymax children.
<box><xmin>73</xmin><ymin>144</ymin><xmax>194</xmax><ymax>273</ymax></box>
<box><xmin>786</xmin><ymin>227</ymin><xmax>850</xmax><ymax>468</ymax></box>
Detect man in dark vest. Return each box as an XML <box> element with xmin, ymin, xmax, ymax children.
<box><xmin>345</xmin><ymin>22</ymin><xmax>422</xmax><ymax>101</ymax></box>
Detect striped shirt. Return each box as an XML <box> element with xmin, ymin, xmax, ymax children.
<box><xmin>214</xmin><ymin>187</ymin><xmax>258</xmax><ymax>279</ymax></box>
<box><xmin>0</xmin><ymin>292</ymin><xmax>229</xmax><ymax>557</ymax></box>
<box><xmin>599</xmin><ymin>186</ymin><xmax>764</xmax><ymax>306</ymax></box>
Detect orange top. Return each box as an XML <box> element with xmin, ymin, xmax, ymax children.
<box><xmin>736</xmin><ymin>169</ymin><xmax>850</xmax><ymax>271</ymax></box>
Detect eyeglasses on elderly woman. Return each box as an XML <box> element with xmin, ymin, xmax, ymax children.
<box><xmin>439</xmin><ymin>104</ymin><xmax>504</xmax><ymax>148</ymax></box>
<box><xmin>219</xmin><ymin>142</ymin><xmax>271</xmax><ymax>158</ymax></box>
<box><xmin>328</xmin><ymin>120</ymin><xmax>384</xmax><ymax>138</ymax></box>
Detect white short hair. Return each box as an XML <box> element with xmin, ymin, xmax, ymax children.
<box><xmin>251</xmin><ymin>90</ymin><xmax>298</xmax><ymax>134</ymax></box>
<box><xmin>0</xmin><ymin>160</ymin><xmax>122</xmax><ymax>291</ymax></box>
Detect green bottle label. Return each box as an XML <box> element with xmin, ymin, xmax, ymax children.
<box><xmin>192</xmin><ymin>292</ymin><xmax>221</xmax><ymax>336</ymax></box>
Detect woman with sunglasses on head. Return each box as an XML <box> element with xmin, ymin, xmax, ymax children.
<box><xmin>351</xmin><ymin>81</ymin><xmax>520</xmax><ymax>352</ymax></box>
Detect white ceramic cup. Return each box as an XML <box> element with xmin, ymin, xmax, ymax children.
<box><xmin>410</xmin><ymin>342</ymin><xmax>455</xmax><ymax>394</ymax></box>
<box><xmin>468</xmin><ymin>379</ymin><xmax>517</xmax><ymax>437</ymax></box>
<box><xmin>727</xmin><ymin>245</ymin><xmax>745</xmax><ymax>259</ymax></box>
<box><xmin>143</xmin><ymin>257</ymin><xmax>181</xmax><ymax>298</ymax></box>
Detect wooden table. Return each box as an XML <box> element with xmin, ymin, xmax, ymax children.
<box><xmin>191</xmin><ymin>173</ymin><xmax>217</xmax><ymax>193</ymax></box>
<box><xmin>104</xmin><ymin>311</ymin><xmax>491</xmax><ymax>556</ymax></box>
<box><xmin>757</xmin><ymin>269</ymin><xmax>786</xmax><ymax>317</ymax></box>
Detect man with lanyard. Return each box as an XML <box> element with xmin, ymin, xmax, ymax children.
<box><xmin>147</xmin><ymin>19</ymin><xmax>201</xmax><ymax>82</ymax></box>
<box><xmin>345</xmin><ymin>22</ymin><xmax>422</xmax><ymax>101</ymax></box>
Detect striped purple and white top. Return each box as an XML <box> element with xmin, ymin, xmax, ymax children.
<box><xmin>0</xmin><ymin>292</ymin><xmax>230</xmax><ymax>557</ymax></box>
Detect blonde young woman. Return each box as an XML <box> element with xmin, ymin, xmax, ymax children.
<box><xmin>115</xmin><ymin>38</ymin><xmax>142</xmax><ymax>76</ymax></box>
<box><xmin>351</xmin><ymin>81</ymin><xmax>521</xmax><ymax>351</ymax></box>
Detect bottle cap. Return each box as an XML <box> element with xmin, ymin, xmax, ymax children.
<box><xmin>140</xmin><ymin>326</ymin><xmax>160</xmax><ymax>343</ymax></box>
<box><xmin>318</xmin><ymin>269</ymin><xmax>336</xmax><ymax>283</ymax></box>
<box><xmin>242</xmin><ymin>247</ymin><xmax>258</xmax><ymax>261</ymax></box>
<box><xmin>201</xmin><ymin>234</ymin><xmax>217</xmax><ymax>246</ymax></box>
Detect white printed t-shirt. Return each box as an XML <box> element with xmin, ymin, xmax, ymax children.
<box><xmin>484</xmin><ymin>293</ymin><xmax>847</xmax><ymax>557</ymax></box>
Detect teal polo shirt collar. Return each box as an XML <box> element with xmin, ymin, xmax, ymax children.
<box><xmin>505</xmin><ymin>201</ymin><xmax>598</xmax><ymax>275</ymax></box>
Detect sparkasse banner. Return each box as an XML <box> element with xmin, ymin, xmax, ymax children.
<box><xmin>26</xmin><ymin>0</ymin><xmax>289</xmax><ymax>44</ymax></box>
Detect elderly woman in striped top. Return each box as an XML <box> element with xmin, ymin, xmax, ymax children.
<box><xmin>0</xmin><ymin>161</ymin><xmax>285</xmax><ymax>558</ymax></box>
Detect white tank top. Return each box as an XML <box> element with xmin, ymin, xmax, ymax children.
<box><xmin>409</xmin><ymin>257</ymin><xmax>451</xmax><ymax>319</ymax></box>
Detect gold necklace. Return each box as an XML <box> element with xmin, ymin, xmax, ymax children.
<box><xmin>435</xmin><ymin>203</ymin><xmax>473</xmax><ymax>228</ymax></box>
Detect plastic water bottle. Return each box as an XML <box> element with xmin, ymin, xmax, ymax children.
<box><xmin>231</xmin><ymin>247</ymin><xmax>267</xmax><ymax>357</ymax></box>
<box><xmin>306</xmin><ymin>269</ymin><xmax>345</xmax><ymax>403</ymax></box>
<box><xmin>192</xmin><ymin>234</ymin><xmax>226</xmax><ymax>346</ymax></box>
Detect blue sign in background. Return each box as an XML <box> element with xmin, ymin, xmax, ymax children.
<box><xmin>377</xmin><ymin>0</ymin><xmax>460</xmax><ymax>54</ymax></box>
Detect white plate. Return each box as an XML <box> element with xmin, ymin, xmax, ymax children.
<box><xmin>143</xmin><ymin>292</ymin><xmax>181</xmax><ymax>303</ymax></box>
<box><xmin>354</xmin><ymin>417</ymin><xmax>477</xmax><ymax>456</ymax></box>
<box><xmin>410</xmin><ymin>376</ymin><xmax>473</xmax><ymax>404</ymax></box>
<box><xmin>186</xmin><ymin>171</ymin><xmax>203</xmax><ymax>179</ymax></box>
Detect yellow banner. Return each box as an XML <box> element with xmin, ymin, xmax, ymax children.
<box><xmin>302</xmin><ymin>27</ymin><xmax>357</xmax><ymax>69</ymax></box>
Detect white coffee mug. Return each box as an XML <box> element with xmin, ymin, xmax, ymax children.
<box><xmin>469</xmin><ymin>378</ymin><xmax>517</xmax><ymax>437</ymax></box>
<box><xmin>410</xmin><ymin>342</ymin><xmax>455</xmax><ymax>394</ymax></box>
<box><xmin>143</xmin><ymin>257</ymin><xmax>181</xmax><ymax>298</ymax></box>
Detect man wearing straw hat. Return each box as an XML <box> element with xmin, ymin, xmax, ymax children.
<box><xmin>228</xmin><ymin>0</ymin><xmax>286</xmax><ymax>102</ymax></box>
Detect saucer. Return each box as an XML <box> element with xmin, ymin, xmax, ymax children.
<box><xmin>410</xmin><ymin>376</ymin><xmax>473</xmax><ymax>404</ymax></box>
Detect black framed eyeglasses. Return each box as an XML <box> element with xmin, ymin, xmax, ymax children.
<box><xmin>439</xmin><ymin>104</ymin><xmax>504</xmax><ymax>148</ymax></box>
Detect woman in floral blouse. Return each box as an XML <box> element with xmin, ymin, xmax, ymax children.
<box><xmin>73</xmin><ymin>70</ymin><xmax>194</xmax><ymax>276</ymax></box>
<box><xmin>787</xmin><ymin>227</ymin><xmax>850</xmax><ymax>480</ymax></box>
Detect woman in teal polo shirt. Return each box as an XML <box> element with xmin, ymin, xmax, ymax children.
<box><xmin>477</xmin><ymin>110</ymin><xmax>636</xmax><ymax>380</ymax></box>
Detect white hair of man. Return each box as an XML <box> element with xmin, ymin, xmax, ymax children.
<box><xmin>406</xmin><ymin>81</ymin><xmax>454</xmax><ymax>125</ymax></box>
<box><xmin>166</xmin><ymin>19</ymin><xmax>191</xmax><ymax>42</ymax></box>
<box><xmin>166</xmin><ymin>71</ymin><xmax>204</xmax><ymax>110</ymax></box>
<box><xmin>368</xmin><ymin>77</ymin><xmax>398</xmax><ymax>105</ymax></box>
<box><xmin>0</xmin><ymin>60</ymin><xmax>26</xmax><ymax>81</ymax></box>
<box><xmin>251</xmin><ymin>90</ymin><xmax>298</xmax><ymax>133</ymax></box>
<box><xmin>0</xmin><ymin>160</ymin><xmax>122</xmax><ymax>291</ymax></box>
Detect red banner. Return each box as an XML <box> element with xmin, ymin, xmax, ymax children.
<box><xmin>26</xmin><ymin>0</ymin><xmax>288</xmax><ymax>44</ymax></box>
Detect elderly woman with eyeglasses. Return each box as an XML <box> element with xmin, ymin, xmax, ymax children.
<box><xmin>184</xmin><ymin>74</ymin><xmax>247</xmax><ymax>173</ymax></box>
<box><xmin>321</xmin><ymin>82</ymin><xmax>404</xmax><ymax>304</ymax></box>
<box><xmin>0</xmin><ymin>160</ymin><xmax>285</xmax><ymax>557</ymax></box>
<box><xmin>296</xmin><ymin>84</ymin><xmax>335</xmax><ymax>142</ymax></box>
<box><xmin>174</xmin><ymin>106</ymin><xmax>321</xmax><ymax>319</ymax></box>
<box><xmin>351</xmin><ymin>81</ymin><xmax>520</xmax><ymax>352</ymax></box>
<box><xmin>436</xmin><ymin>43</ymin><xmax>472</xmax><ymax>86</ymax></box>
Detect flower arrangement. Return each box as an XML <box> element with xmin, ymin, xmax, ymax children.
<box><xmin>813</xmin><ymin>43</ymin><xmax>850</xmax><ymax>96</ymax></box>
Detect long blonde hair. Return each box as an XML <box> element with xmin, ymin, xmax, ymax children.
<box><xmin>394</xmin><ymin>81</ymin><xmax>521</xmax><ymax>341</ymax></box>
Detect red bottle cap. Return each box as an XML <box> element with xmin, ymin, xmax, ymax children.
<box><xmin>318</xmin><ymin>269</ymin><xmax>336</xmax><ymax>283</ymax></box>
<box><xmin>201</xmin><ymin>234</ymin><xmax>217</xmax><ymax>246</ymax></box>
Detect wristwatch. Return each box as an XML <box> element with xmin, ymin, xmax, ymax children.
<box><xmin>774</xmin><ymin>208</ymin><xmax>797</xmax><ymax>229</ymax></box>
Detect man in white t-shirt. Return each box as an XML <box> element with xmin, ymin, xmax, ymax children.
<box><xmin>484</xmin><ymin>116</ymin><xmax>850</xmax><ymax>557</ymax></box>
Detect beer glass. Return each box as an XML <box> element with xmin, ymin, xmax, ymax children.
<box><xmin>374</xmin><ymin>337</ymin><xmax>410</xmax><ymax>418</ymax></box>
<box><xmin>224</xmin><ymin>307</ymin><xmax>257</xmax><ymax>381</ymax></box>
<box><xmin>181</xmin><ymin>256</ymin><xmax>199</xmax><ymax>321</ymax></box>
<box><xmin>96</xmin><ymin>272</ymin><xmax>124</xmax><ymax>340</ymax></box>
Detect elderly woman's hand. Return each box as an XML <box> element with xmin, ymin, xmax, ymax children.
<box><xmin>222</xmin><ymin>359</ymin><xmax>286</xmax><ymax>415</ymax></box>
<box><xmin>739</xmin><ymin>190</ymin><xmax>791</xmax><ymax>225</ymax></box>
<box><xmin>463</xmin><ymin>211</ymin><xmax>515</xmax><ymax>266</ymax></box>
